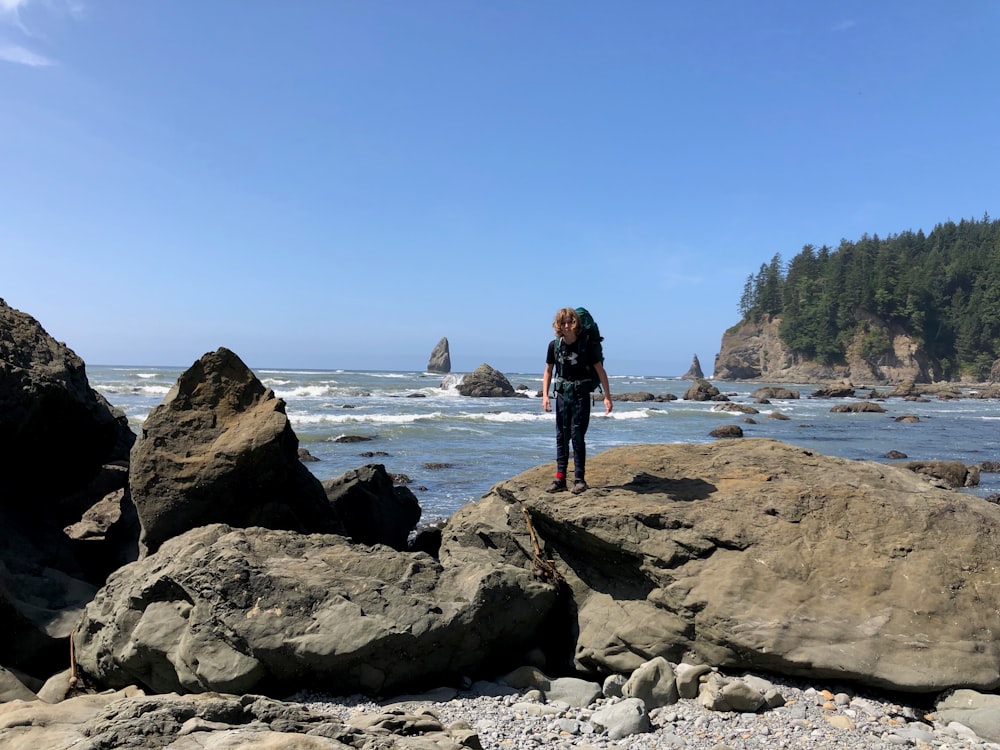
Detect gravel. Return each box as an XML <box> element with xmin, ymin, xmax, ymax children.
<box><xmin>292</xmin><ymin>671</ymin><xmax>1000</xmax><ymax>750</ymax></box>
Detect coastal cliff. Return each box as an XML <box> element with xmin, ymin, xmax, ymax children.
<box><xmin>713</xmin><ymin>314</ymin><xmax>939</xmax><ymax>384</ymax></box>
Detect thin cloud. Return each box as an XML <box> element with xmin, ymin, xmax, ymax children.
<box><xmin>0</xmin><ymin>41</ymin><xmax>53</xmax><ymax>65</ymax></box>
<box><xmin>831</xmin><ymin>20</ymin><xmax>857</xmax><ymax>32</ymax></box>
<box><xmin>0</xmin><ymin>0</ymin><xmax>81</xmax><ymax>67</ymax></box>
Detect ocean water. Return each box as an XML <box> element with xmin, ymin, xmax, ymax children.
<box><xmin>90</xmin><ymin>365</ymin><xmax>1000</xmax><ymax>522</ymax></box>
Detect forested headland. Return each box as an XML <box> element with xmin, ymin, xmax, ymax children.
<box><xmin>737</xmin><ymin>214</ymin><xmax>1000</xmax><ymax>381</ymax></box>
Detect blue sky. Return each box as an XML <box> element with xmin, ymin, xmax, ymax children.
<box><xmin>2</xmin><ymin>2</ymin><xmax>997</xmax><ymax>376</ymax></box>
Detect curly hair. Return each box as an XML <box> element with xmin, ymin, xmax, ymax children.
<box><xmin>552</xmin><ymin>307</ymin><xmax>581</xmax><ymax>336</ymax></box>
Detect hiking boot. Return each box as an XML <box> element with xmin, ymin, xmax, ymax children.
<box><xmin>545</xmin><ymin>479</ymin><xmax>567</xmax><ymax>493</ymax></box>
<box><xmin>571</xmin><ymin>480</ymin><xmax>589</xmax><ymax>494</ymax></box>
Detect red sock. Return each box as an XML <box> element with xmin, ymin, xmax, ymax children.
<box><xmin>556</xmin><ymin>472</ymin><xmax>565</xmax><ymax>480</ymax></box>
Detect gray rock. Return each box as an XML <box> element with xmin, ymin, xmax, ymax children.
<box><xmin>603</xmin><ymin>673</ymin><xmax>627</xmax><ymax>699</ymax></box>
<box><xmin>674</xmin><ymin>663</ymin><xmax>712</xmax><ymax>699</ymax></box>
<box><xmin>130</xmin><ymin>347</ymin><xmax>341</xmax><ymax>555</ymax></box>
<box><xmin>720</xmin><ymin>678</ymin><xmax>767</xmax><ymax>712</ymax></box>
<box><xmin>591</xmin><ymin>697</ymin><xmax>651</xmax><ymax>740</ymax></box>
<box><xmin>935</xmin><ymin>689</ymin><xmax>1000</xmax><ymax>743</ymax></box>
<box><xmin>0</xmin><ymin>688</ymin><xmax>476</xmax><ymax>749</ymax></box>
<box><xmin>622</xmin><ymin>656</ymin><xmax>679</xmax><ymax>710</ymax></box>
<box><xmin>456</xmin><ymin>364</ymin><xmax>521</xmax><ymax>397</ymax></box>
<box><xmin>74</xmin><ymin>523</ymin><xmax>557</xmax><ymax>697</ymax></box>
<box><xmin>321</xmin><ymin>464</ymin><xmax>421</xmax><ymax>551</ymax></box>
<box><xmin>698</xmin><ymin>673</ymin><xmax>765</xmax><ymax>712</ymax></box>
<box><xmin>427</xmin><ymin>337</ymin><xmax>452</xmax><ymax>373</ymax></box>
<box><xmin>0</xmin><ymin>667</ymin><xmax>37</xmax><ymax>703</ymax></box>
<box><xmin>546</xmin><ymin>676</ymin><xmax>602</xmax><ymax>707</ymax></box>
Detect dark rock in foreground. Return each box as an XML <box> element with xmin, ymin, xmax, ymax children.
<box><xmin>0</xmin><ymin>298</ymin><xmax>134</xmax><ymax>505</ymax></box>
<box><xmin>0</xmin><ymin>299</ymin><xmax>136</xmax><ymax>678</ymax></box>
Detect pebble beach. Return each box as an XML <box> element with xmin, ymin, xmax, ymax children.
<box><xmin>296</xmin><ymin>670</ymin><xmax>1000</xmax><ymax>750</ymax></box>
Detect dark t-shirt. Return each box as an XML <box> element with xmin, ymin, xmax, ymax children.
<box><xmin>547</xmin><ymin>335</ymin><xmax>603</xmax><ymax>381</ymax></box>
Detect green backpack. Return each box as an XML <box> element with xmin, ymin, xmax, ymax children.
<box><xmin>554</xmin><ymin>307</ymin><xmax>604</xmax><ymax>394</ymax></box>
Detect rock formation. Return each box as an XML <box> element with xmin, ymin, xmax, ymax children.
<box><xmin>0</xmin><ymin>298</ymin><xmax>134</xmax><ymax>504</ymax></box>
<box><xmin>442</xmin><ymin>439</ymin><xmax>1000</xmax><ymax>693</ymax></box>
<box><xmin>321</xmin><ymin>463</ymin><xmax>421</xmax><ymax>550</ymax></box>
<box><xmin>683</xmin><ymin>378</ymin><xmax>726</xmax><ymax>402</ymax></box>
<box><xmin>8</xmin><ymin>297</ymin><xmax>1000</xmax><ymax>740</ymax></box>
<box><xmin>73</xmin><ymin>523</ymin><xmax>556</xmax><ymax>696</ymax></box>
<box><xmin>0</xmin><ymin>299</ymin><xmax>136</xmax><ymax>679</ymax></box>
<box><xmin>714</xmin><ymin>314</ymin><xmax>938</xmax><ymax>383</ymax></box>
<box><xmin>129</xmin><ymin>347</ymin><xmax>342</xmax><ymax>555</ymax></box>
<box><xmin>682</xmin><ymin>354</ymin><xmax>704</xmax><ymax>379</ymax></box>
<box><xmin>427</xmin><ymin>336</ymin><xmax>451</xmax><ymax>373</ymax></box>
<box><xmin>455</xmin><ymin>363</ymin><xmax>521</xmax><ymax>397</ymax></box>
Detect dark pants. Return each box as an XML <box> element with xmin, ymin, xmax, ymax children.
<box><xmin>555</xmin><ymin>385</ymin><xmax>592</xmax><ymax>482</ymax></box>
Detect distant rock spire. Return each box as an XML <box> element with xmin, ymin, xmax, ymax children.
<box><xmin>427</xmin><ymin>337</ymin><xmax>451</xmax><ymax>373</ymax></box>
<box><xmin>683</xmin><ymin>354</ymin><xmax>704</xmax><ymax>380</ymax></box>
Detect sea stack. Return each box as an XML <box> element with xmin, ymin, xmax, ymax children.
<box><xmin>427</xmin><ymin>337</ymin><xmax>451</xmax><ymax>373</ymax></box>
<box><xmin>683</xmin><ymin>354</ymin><xmax>704</xmax><ymax>379</ymax></box>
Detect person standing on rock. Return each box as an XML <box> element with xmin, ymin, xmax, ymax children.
<box><xmin>542</xmin><ymin>307</ymin><xmax>612</xmax><ymax>494</ymax></box>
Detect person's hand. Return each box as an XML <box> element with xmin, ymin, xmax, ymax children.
<box><xmin>604</xmin><ymin>395</ymin><xmax>613</xmax><ymax>414</ymax></box>
<box><xmin>542</xmin><ymin>395</ymin><xmax>552</xmax><ymax>412</ymax></box>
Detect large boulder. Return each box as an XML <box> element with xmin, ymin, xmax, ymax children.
<box><xmin>456</xmin><ymin>363</ymin><xmax>520</xmax><ymax>397</ymax></box>
<box><xmin>427</xmin><ymin>336</ymin><xmax>451</xmax><ymax>373</ymax></box>
<box><xmin>130</xmin><ymin>348</ymin><xmax>341</xmax><ymax>555</ymax></box>
<box><xmin>440</xmin><ymin>438</ymin><xmax>1000</xmax><ymax>693</ymax></box>
<box><xmin>0</xmin><ymin>298</ymin><xmax>134</xmax><ymax>505</ymax></box>
<box><xmin>73</xmin><ymin>523</ymin><xmax>557</xmax><ymax>697</ymax></box>
<box><xmin>0</xmin><ymin>300</ymin><xmax>137</xmax><ymax>681</ymax></box>
<box><xmin>683</xmin><ymin>378</ymin><xmax>725</xmax><ymax>402</ymax></box>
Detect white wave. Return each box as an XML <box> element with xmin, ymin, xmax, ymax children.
<box><xmin>136</xmin><ymin>373</ymin><xmax>159</xmax><ymax>379</ymax></box>
<box><xmin>274</xmin><ymin>385</ymin><xmax>334</xmax><ymax>399</ymax></box>
<box><xmin>439</xmin><ymin>374</ymin><xmax>463</xmax><ymax>391</ymax></box>
<box><xmin>606</xmin><ymin>410</ymin><xmax>654</xmax><ymax>420</ymax></box>
<box><xmin>262</xmin><ymin>377</ymin><xmax>293</xmax><ymax>387</ymax></box>
<box><xmin>474</xmin><ymin>412</ymin><xmax>551</xmax><ymax>423</ymax></box>
<box><xmin>290</xmin><ymin>412</ymin><xmax>447</xmax><ymax>426</ymax></box>
<box><xmin>140</xmin><ymin>385</ymin><xmax>171</xmax><ymax>395</ymax></box>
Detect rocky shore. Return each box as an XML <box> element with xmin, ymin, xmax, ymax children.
<box><xmin>4</xmin><ymin>297</ymin><xmax>1000</xmax><ymax>749</ymax></box>
<box><xmin>297</xmin><ymin>670</ymin><xmax>1000</xmax><ymax>750</ymax></box>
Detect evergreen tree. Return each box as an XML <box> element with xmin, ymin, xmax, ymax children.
<box><xmin>736</xmin><ymin>214</ymin><xmax>1000</xmax><ymax>378</ymax></box>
